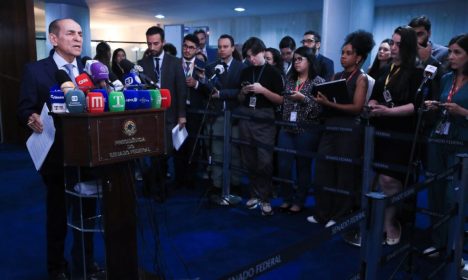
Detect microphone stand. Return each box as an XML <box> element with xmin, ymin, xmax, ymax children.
<box><xmin>403</xmin><ymin>76</ymin><xmax>431</xmax><ymax>188</ymax></box>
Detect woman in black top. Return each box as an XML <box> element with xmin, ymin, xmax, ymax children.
<box><xmin>368</xmin><ymin>26</ymin><xmax>423</xmax><ymax>245</ymax></box>
<box><xmin>239</xmin><ymin>37</ymin><xmax>284</xmax><ymax>216</ymax></box>
<box><xmin>111</xmin><ymin>48</ymin><xmax>127</xmax><ymax>83</ymax></box>
<box><xmin>308</xmin><ymin>30</ymin><xmax>374</xmax><ymax>227</ymax></box>
<box><xmin>277</xmin><ymin>46</ymin><xmax>324</xmax><ymax>214</ymax></box>
<box><xmin>368</xmin><ymin>38</ymin><xmax>392</xmax><ymax>79</ymax></box>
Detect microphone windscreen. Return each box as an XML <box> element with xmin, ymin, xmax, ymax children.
<box><xmin>120</xmin><ymin>59</ymin><xmax>135</xmax><ymax>73</ymax></box>
<box><xmin>81</xmin><ymin>56</ymin><xmax>92</xmax><ymax>67</ymax></box>
<box><xmin>55</xmin><ymin>69</ymin><xmax>72</xmax><ymax>84</ymax></box>
<box><xmin>75</xmin><ymin>73</ymin><xmax>95</xmax><ymax>93</ymax></box>
<box><xmin>148</xmin><ymin>89</ymin><xmax>161</xmax><ymax>108</ymax></box>
<box><xmin>123</xmin><ymin>72</ymin><xmax>142</xmax><ymax>87</ymax></box>
<box><xmin>108</xmin><ymin>91</ymin><xmax>126</xmax><ymax>112</ymax></box>
<box><xmin>109</xmin><ymin>71</ymin><xmax>118</xmax><ymax>82</ymax></box>
<box><xmin>123</xmin><ymin>90</ymin><xmax>139</xmax><ymax>110</ymax></box>
<box><xmin>160</xmin><ymin>89</ymin><xmax>171</xmax><ymax>109</ymax></box>
<box><xmin>138</xmin><ymin>90</ymin><xmax>152</xmax><ymax>109</ymax></box>
<box><xmin>90</xmin><ymin>62</ymin><xmax>109</xmax><ymax>82</ymax></box>
<box><xmin>65</xmin><ymin>89</ymin><xmax>86</xmax><ymax>113</ymax></box>
<box><xmin>60</xmin><ymin>81</ymin><xmax>75</xmax><ymax>95</ymax></box>
<box><xmin>49</xmin><ymin>90</ymin><xmax>66</xmax><ymax>113</ymax></box>
<box><xmin>85</xmin><ymin>59</ymin><xmax>100</xmax><ymax>75</ymax></box>
<box><xmin>86</xmin><ymin>91</ymin><xmax>105</xmax><ymax>113</ymax></box>
<box><xmin>90</xmin><ymin>89</ymin><xmax>108</xmax><ymax>111</ymax></box>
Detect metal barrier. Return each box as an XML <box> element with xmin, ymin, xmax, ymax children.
<box><xmin>185</xmin><ymin>107</ymin><xmax>467</xmax><ymax>279</ymax></box>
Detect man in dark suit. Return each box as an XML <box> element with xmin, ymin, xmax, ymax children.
<box><xmin>17</xmin><ymin>18</ymin><xmax>102</xmax><ymax>280</ymax></box>
<box><xmin>203</xmin><ymin>34</ymin><xmax>246</xmax><ymax>191</ymax></box>
<box><xmin>194</xmin><ymin>29</ymin><xmax>218</xmax><ymax>63</ymax></box>
<box><xmin>302</xmin><ymin>30</ymin><xmax>334</xmax><ymax>81</ymax></box>
<box><xmin>138</xmin><ymin>26</ymin><xmax>187</xmax><ymax>198</ymax></box>
<box><xmin>174</xmin><ymin>34</ymin><xmax>209</xmax><ymax>188</ymax></box>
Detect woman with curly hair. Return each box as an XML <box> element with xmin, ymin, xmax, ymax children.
<box><xmin>308</xmin><ymin>30</ymin><xmax>375</xmax><ymax>227</ymax></box>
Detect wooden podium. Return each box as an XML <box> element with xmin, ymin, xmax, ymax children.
<box><xmin>52</xmin><ymin>109</ymin><xmax>165</xmax><ymax>279</ymax></box>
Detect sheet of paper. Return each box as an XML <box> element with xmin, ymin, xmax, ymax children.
<box><xmin>171</xmin><ymin>124</ymin><xmax>188</xmax><ymax>151</ymax></box>
<box><xmin>26</xmin><ymin>103</ymin><xmax>56</xmax><ymax>170</ymax></box>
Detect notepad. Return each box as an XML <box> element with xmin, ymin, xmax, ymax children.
<box><xmin>313</xmin><ymin>79</ymin><xmax>350</xmax><ymax>104</ymax></box>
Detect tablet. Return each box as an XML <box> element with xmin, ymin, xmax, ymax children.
<box><xmin>314</xmin><ymin>79</ymin><xmax>350</xmax><ymax>104</ymax></box>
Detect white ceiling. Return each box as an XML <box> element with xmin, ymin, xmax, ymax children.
<box><xmin>35</xmin><ymin>0</ymin><xmax>444</xmax><ymax>33</ymax></box>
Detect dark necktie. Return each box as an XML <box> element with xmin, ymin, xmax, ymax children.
<box><xmin>154</xmin><ymin>57</ymin><xmax>160</xmax><ymax>82</ymax></box>
<box><xmin>185</xmin><ymin>61</ymin><xmax>191</xmax><ymax>77</ymax></box>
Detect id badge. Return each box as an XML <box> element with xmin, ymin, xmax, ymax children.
<box><xmin>249</xmin><ymin>96</ymin><xmax>257</xmax><ymax>108</ymax></box>
<box><xmin>290</xmin><ymin>111</ymin><xmax>297</xmax><ymax>122</ymax></box>
<box><xmin>435</xmin><ymin>121</ymin><xmax>451</xmax><ymax>135</ymax></box>
<box><xmin>383</xmin><ymin>89</ymin><xmax>392</xmax><ymax>103</ymax></box>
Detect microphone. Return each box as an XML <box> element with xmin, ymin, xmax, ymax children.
<box><xmin>148</xmin><ymin>89</ymin><xmax>161</xmax><ymax>108</ymax></box>
<box><xmin>417</xmin><ymin>64</ymin><xmax>438</xmax><ymax>94</ymax></box>
<box><xmin>89</xmin><ymin>61</ymin><xmax>110</xmax><ymax>89</ymax></box>
<box><xmin>209</xmin><ymin>64</ymin><xmax>225</xmax><ymax>80</ymax></box>
<box><xmin>108</xmin><ymin>72</ymin><xmax>124</xmax><ymax>91</ymax></box>
<box><xmin>86</xmin><ymin>91</ymin><xmax>105</xmax><ymax>113</ymax></box>
<box><xmin>49</xmin><ymin>89</ymin><xmax>66</xmax><ymax>113</ymax></box>
<box><xmin>75</xmin><ymin>73</ymin><xmax>95</xmax><ymax>93</ymax></box>
<box><xmin>120</xmin><ymin>59</ymin><xmax>135</xmax><ymax>74</ymax></box>
<box><xmin>138</xmin><ymin>90</ymin><xmax>152</xmax><ymax>109</ymax></box>
<box><xmin>65</xmin><ymin>89</ymin><xmax>86</xmax><ymax>113</ymax></box>
<box><xmin>108</xmin><ymin>91</ymin><xmax>126</xmax><ymax>112</ymax></box>
<box><xmin>160</xmin><ymin>88</ymin><xmax>171</xmax><ymax>109</ymax></box>
<box><xmin>121</xmin><ymin>59</ymin><xmax>157</xmax><ymax>88</ymax></box>
<box><xmin>55</xmin><ymin>69</ymin><xmax>75</xmax><ymax>94</ymax></box>
<box><xmin>123</xmin><ymin>90</ymin><xmax>140</xmax><ymax>110</ymax></box>
<box><xmin>84</xmin><ymin>59</ymin><xmax>100</xmax><ymax>76</ymax></box>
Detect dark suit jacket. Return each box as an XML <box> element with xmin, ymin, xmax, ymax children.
<box><xmin>138</xmin><ymin>52</ymin><xmax>188</xmax><ymax>152</ymax></box>
<box><xmin>316</xmin><ymin>54</ymin><xmax>334</xmax><ymax>81</ymax></box>
<box><xmin>17</xmin><ymin>55</ymin><xmax>84</xmax><ymax>173</ymax></box>
<box><xmin>204</xmin><ymin>59</ymin><xmax>246</xmax><ymax>111</ymax></box>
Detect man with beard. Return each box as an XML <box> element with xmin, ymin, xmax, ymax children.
<box><xmin>138</xmin><ymin>26</ymin><xmax>188</xmax><ymax>200</ymax></box>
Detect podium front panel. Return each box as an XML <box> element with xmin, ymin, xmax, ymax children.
<box><xmin>56</xmin><ymin>109</ymin><xmax>165</xmax><ymax>167</ymax></box>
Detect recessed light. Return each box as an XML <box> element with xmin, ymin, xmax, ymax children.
<box><xmin>155</xmin><ymin>14</ymin><xmax>165</xmax><ymax>19</ymax></box>
<box><xmin>234</xmin><ymin>7</ymin><xmax>245</xmax><ymax>12</ymax></box>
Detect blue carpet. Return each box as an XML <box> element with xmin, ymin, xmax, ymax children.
<box><xmin>0</xmin><ymin>144</ymin><xmax>459</xmax><ymax>279</ymax></box>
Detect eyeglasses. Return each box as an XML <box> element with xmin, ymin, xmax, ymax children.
<box><xmin>294</xmin><ymin>56</ymin><xmax>305</xmax><ymax>63</ymax></box>
<box><xmin>301</xmin><ymin>39</ymin><xmax>315</xmax><ymax>44</ymax></box>
<box><xmin>183</xmin><ymin>44</ymin><xmax>197</xmax><ymax>50</ymax></box>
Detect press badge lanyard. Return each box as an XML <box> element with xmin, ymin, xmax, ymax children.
<box><xmin>382</xmin><ymin>64</ymin><xmax>400</xmax><ymax>107</ymax></box>
<box><xmin>435</xmin><ymin>77</ymin><xmax>463</xmax><ymax>135</ymax></box>
<box><xmin>340</xmin><ymin>68</ymin><xmax>359</xmax><ymax>83</ymax></box>
<box><xmin>249</xmin><ymin>64</ymin><xmax>266</xmax><ymax>108</ymax></box>
<box><xmin>290</xmin><ymin>79</ymin><xmax>308</xmax><ymax>122</ymax></box>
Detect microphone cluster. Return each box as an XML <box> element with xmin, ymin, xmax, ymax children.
<box><xmin>49</xmin><ymin>59</ymin><xmax>171</xmax><ymax>114</ymax></box>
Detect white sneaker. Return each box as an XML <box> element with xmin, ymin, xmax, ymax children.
<box><xmin>325</xmin><ymin>220</ymin><xmax>336</xmax><ymax>228</ymax></box>
<box><xmin>307</xmin><ymin>216</ymin><xmax>319</xmax><ymax>224</ymax></box>
<box><xmin>246</xmin><ymin>198</ymin><xmax>259</xmax><ymax>209</ymax></box>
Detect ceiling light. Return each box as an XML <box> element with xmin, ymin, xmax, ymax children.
<box><xmin>155</xmin><ymin>14</ymin><xmax>165</xmax><ymax>19</ymax></box>
<box><xmin>234</xmin><ymin>7</ymin><xmax>245</xmax><ymax>12</ymax></box>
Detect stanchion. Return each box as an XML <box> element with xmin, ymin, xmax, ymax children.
<box><xmin>361</xmin><ymin>192</ymin><xmax>386</xmax><ymax>280</ymax></box>
<box><xmin>445</xmin><ymin>154</ymin><xmax>468</xmax><ymax>279</ymax></box>
<box><xmin>211</xmin><ymin>109</ymin><xmax>242</xmax><ymax>205</ymax></box>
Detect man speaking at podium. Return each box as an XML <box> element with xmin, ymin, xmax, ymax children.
<box><xmin>17</xmin><ymin>19</ymin><xmax>103</xmax><ymax>280</ymax></box>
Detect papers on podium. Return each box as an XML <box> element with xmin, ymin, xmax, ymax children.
<box><xmin>314</xmin><ymin>79</ymin><xmax>350</xmax><ymax>104</ymax></box>
<box><xmin>26</xmin><ymin>103</ymin><xmax>56</xmax><ymax>170</ymax></box>
<box><xmin>172</xmin><ymin>124</ymin><xmax>188</xmax><ymax>151</ymax></box>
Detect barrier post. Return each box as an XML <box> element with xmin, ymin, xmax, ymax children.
<box><xmin>359</xmin><ymin>125</ymin><xmax>375</xmax><ymax>252</ymax></box>
<box><xmin>212</xmin><ymin>109</ymin><xmax>242</xmax><ymax>205</ymax></box>
<box><xmin>361</xmin><ymin>192</ymin><xmax>386</xmax><ymax>280</ymax></box>
<box><xmin>445</xmin><ymin>154</ymin><xmax>468</xmax><ymax>279</ymax></box>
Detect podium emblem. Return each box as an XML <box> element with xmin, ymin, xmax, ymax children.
<box><xmin>122</xmin><ymin>120</ymin><xmax>137</xmax><ymax>137</ymax></box>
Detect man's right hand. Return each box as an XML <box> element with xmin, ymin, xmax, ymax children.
<box><xmin>28</xmin><ymin>113</ymin><xmax>43</xmax><ymax>133</ymax></box>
